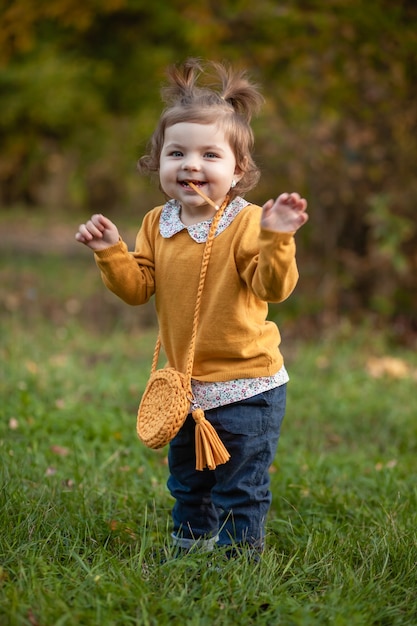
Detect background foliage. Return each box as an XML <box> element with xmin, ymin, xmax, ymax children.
<box><xmin>1</xmin><ymin>0</ymin><xmax>417</xmax><ymax>334</ymax></box>
<box><xmin>2</xmin><ymin>4</ymin><xmax>417</xmax><ymax>622</ymax></box>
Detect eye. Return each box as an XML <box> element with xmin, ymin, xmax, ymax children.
<box><xmin>169</xmin><ymin>150</ymin><xmax>183</xmax><ymax>157</ymax></box>
<box><xmin>205</xmin><ymin>152</ymin><xmax>219</xmax><ymax>159</ymax></box>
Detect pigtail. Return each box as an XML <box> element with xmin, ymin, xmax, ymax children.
<box><xmin>212</xmin><ymin>61</ymin><xmax>264</xmax><ymax>123</ymax></box>
<box><xmin>161</xmin><ymin>57</ymin><xmax>204</xmax><ymax>105</ymax></box>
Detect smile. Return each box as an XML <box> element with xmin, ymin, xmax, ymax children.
<box><xmin>180</xmin><ymin>180</ymin><xmax>206</xmax><ymax>188</ymax></box>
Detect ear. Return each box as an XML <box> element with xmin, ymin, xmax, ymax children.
<box><xmin>234</xmin><ymin>156</ymin><xmax>248</xmax><ymax>182</ymax></box>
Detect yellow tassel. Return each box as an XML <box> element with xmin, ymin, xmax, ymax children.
<box><xmin>192</xmin><ymin>408</ymin><xmax>231</xmax><ymax>471</ymax></box>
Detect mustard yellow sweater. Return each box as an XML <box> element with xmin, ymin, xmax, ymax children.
<box><xmin>94</xmin><ymin>203</ymin><xmax>299</xmax><ymax>382</ymax></box>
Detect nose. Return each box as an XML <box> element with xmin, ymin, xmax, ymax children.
<box><xmin>181</xmin><ymin>154</ymin><xmax>200</xmax><ymax>171</ymax></box>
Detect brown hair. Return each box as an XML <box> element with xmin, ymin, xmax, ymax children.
<box><xmin>138</xmin><ymin>58</ymin><xmax>264</xmax><ymax>199</ymax></box>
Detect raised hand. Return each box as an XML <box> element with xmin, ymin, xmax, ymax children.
<box><xmin>75</xmin><ymin>214</ymin><xmax>120</xmax><ymax>251</ymax></box>
<box><xmin>261</xmin><ymin>192</ymin><xmax>308</xmax><ymax>233</ymax></box>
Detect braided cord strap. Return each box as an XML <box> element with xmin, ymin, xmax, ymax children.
<box><xmin>150</xmin><ymin>194</ymin><xmax>228</xmax><ymax>381</ymax></box>
<box><xmin>187</xmin><ymin>197</ymin><xmax>231</xmax><ymax>470</ymax></box>
<box><xmin>152</xmin><ymin>195</ymin><xmax>231</xmax><ymax>470</ymax></box>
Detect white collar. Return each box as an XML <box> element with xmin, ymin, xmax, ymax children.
<box><xmin>159</xmin><ymin>197</ymin><xmax>250</xmax><ymax>242</ymax></box>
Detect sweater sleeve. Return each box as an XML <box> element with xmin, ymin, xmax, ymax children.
<box><xmin>94</xmin><ymin>213</ymin><xmax>158</xmax><ymax>305</ymax></box>
<box><xmin>236</xmin><ymin>208</ymin><xmax>299</xmax><ymax>303</ymax></box>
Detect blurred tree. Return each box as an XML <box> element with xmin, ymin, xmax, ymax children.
<box><xmin>0</xmin><ymin>0</ymin><xmax>416</xmax><ymax>331</ymax></box>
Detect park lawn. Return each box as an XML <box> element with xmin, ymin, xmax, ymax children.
<box><xmin>1</xmin><ymin>250</ymin><xmax>417</xmax><ymax>625</ymax></box>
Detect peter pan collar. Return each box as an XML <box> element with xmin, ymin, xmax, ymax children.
<box><xmin>159</xmin><ymin>197</ymin><xmax>250</xmax><ymax>243</ymax></box>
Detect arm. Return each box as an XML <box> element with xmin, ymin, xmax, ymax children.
<box><xmin>239</xmin><ymin>228</ymin><xmax>300</xmax><ymax>303</ymax></box>
<box><xmin>237</xmin><ymin>193</ymin><xmax>308</xmax><ymax>302</ymax></box>
<box><xmin>75</xmin><ymin>213</ymin><xmax>155</xmax><ymax>305</ymax></box>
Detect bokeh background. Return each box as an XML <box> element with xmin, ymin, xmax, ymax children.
<box><xmin>1</xmin><ymin>0</ymin><xmax>416</xmax><ymax>341</ymax></box>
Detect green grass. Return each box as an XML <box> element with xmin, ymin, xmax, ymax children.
<box><xmin>1</xmin><ymin>252</ymin><xmax>417</xmax><ymax>625</ymax></box>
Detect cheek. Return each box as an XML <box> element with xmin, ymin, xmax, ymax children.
<box><xmin>158</xmin><ymin>162</ymin><xmax>172</xmax><ymax>182</ymax></box>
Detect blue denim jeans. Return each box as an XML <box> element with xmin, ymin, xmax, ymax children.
<box><xmin>167</xmin><ymin>384</ymin><xmax>286</xmax><ymax>552</ymax></box>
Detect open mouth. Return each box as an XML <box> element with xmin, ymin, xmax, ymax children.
<box><xmin>181</xmin><ymin>180</ymin><xmax>206</xmax><ymax>188</ymax></box>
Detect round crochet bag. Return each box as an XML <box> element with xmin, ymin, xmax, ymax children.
<box><xmin>136</xmin><ymin>187</ymin><xmax>230</xmax><ymax>470</ymax></box>
<box><xmin>137</xmin><ymin>367</ymin><xmax>190</xmax><ymax>449</ymax></box>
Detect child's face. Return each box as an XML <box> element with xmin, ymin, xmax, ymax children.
<box><xmin>159</xmin><ymin>122</ymin><xmax>242</xmax><ymax>222</ymax></box>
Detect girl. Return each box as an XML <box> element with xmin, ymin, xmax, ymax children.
<box><xmin>75</xmin><ymin>58</ymin><xmax>308</xmax><ymax>559</ymax></box>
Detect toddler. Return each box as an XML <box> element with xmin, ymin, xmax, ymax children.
<box><xmin>75</xmin><ymin>58</ymin><xmax>308</xmax><ymax>558</ymax></box>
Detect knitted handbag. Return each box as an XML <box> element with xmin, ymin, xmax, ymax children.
<box><xmin>137</xmin><ymin>186</ymin><xmax>231</xmax><ymax>471</ymax></box>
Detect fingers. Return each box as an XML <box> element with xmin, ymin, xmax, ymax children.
<box><xmin>86</xmin><ymin>214</ymin><xmax>107</xmax><ymax>237</ymax></box>
<box><xmin>261</xmin><ymin>192</ymin><xmax>308</xmax><ymax>233</ymax></box>
<box><xmin>261</xmin><ymin>198</ymin><xmax>275</xmax><ymax>216</ymax></box>
<box><xmin>75</xmin><ymin>214</ymin><xmax>106</xmax><ymax>242</ymax></box>
<box><xmin>278</xmin><ymin>192</ymin><xmax>307</xmax><ymax>211</ymax></box>
<box><xmin>262</xmin><ymin>198</ymin><xmax>274</xmax><ymax>210</ymax></box>
<box><xmin>75</xmin><ymin>214</ymin><xmax>121</xmax><ymax>251</ymax></box>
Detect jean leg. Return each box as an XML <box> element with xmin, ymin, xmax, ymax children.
<box><xmin>167</xmin><ymin>414</ymin><xmax>218</xmax><ymax>541</ymax></box>
<box><xmin>209</xmin><ymin>385</ymin><xmax>286</xmax><ymax>550</ymax></box>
